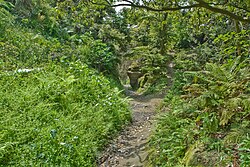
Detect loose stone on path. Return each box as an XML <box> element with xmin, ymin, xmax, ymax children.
<box><xmin>98</xmin><ymin>86</ymin><xmax>163</xmax><ymax>167</ymax></box>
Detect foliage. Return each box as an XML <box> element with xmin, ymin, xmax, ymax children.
<box><xmin>0</xmin><ymin>0</ymin><xmax>14</xmax><ymax>30</ymax></box>
<box><xmin>213</xmin><ymin>30</ymin><xmax>250</xmax><ymax>62</ymax></box>
<box><xmin>1</xmin><ymin>0</ymin><xmax>125</xmax><ymax>79</ymax></box>
<box><xmin>184</xmin><ymin>61</ymin><xmax>250</xmax><ymax>126</ymax></box>
<box><xmin>239</xmin><ymin>135</ymin><xmax>250</xmax><ymax>166</ymax></box>
<box><xmin>174</xmin><ymin>51</ymin><xmax>203</xmax><ymax>71</ymax></box>
<box><xmin>149</xmin><ymin>59</ymin><xmax>250</xmax><ymax>166</ymax></box>
<box><xmin>0</xmin><ymin>3</ymin><xmax>130</xmax><ymax>165</ymax></box>
<box><xmin>1</xmin><ymin>0</ymin><xmax>250</xmax><ymax>166</ymax></box>
<box><xmin>87</xmin><ymin>39</ymin><xmax>119</xmax><ymax>74</ymax></box>
<box><xmin>123</xmin><ymin>45</ymin><xmax>171</xmax><ymax>93</ymax></box>
<box><xmin>111</xmin><ymin>0</ymin><xmax>250</xmax><ymax>23</ymax></box>
<box><xmin>148</xmin><ymin>97</ymin><xmax>194</xmax><ymax>166</ymax></box>
<box><xmin>0</xmin><ymin>62</ymin><xmax>131</xmax><ymax>166</ymax></box>
<box><xmin>0</xmin><ymin>18</ymin><xmax>119</xmax><ymax>77</ymax></box>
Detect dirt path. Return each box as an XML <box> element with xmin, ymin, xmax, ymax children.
<box><xmin>98</xmin><ymin>86</ymin><xmax>164</xmax><ymax>167</ymax></box>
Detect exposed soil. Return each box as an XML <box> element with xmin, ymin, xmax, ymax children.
<box><xmin>97</xmin><ymin>85</ymin><xmax>164</xmax><ymax>167</ymax></box>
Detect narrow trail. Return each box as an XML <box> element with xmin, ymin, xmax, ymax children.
<box><xmin>98</xmin><ymin>85</ymin><xmax>164</xmax><ymax>167</ymax></box>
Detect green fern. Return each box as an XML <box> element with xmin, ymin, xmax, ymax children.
<box><xmin>184</xmin><ymin>62</ymin><xmax>250</xmax><ymax>127</ymax></box>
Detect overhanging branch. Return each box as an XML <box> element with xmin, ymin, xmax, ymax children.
<box><xmin>89</xmin><ymin>0</ymin><xmax>250</xmax><ymax>23</ymax></box>
<box><xmin>194</xmin><ymin>0</ymin><xmax>250</xmax><ymax>23</ymax></box>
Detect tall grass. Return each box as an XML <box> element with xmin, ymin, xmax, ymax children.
<box><xmin>0</xmin><ymin>62</ymin><xmax>131</xmax><ymax>166</ymax></box>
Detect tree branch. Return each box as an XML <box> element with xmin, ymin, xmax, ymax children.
<box><xmin>112</xmin><ymin>2</ymin><xmax>200</xmax><ymax>12</ymax></box>
<box><xmin>89</xmin><ymin>0</ymin><xmax>250</xmax><ymax>23</ymax></box>
<box><xmin>194</xmin><ymin>0</ymin><xmax>250</xmax><ymax>23</ymax></box>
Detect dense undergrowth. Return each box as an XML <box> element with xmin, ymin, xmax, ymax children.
<box><xmin>148</xmin><ymin>51</ymin><xmax>250</xmax><ymax>166</ymax></box>
<box><xmin>0</xmin><ymin>62</ymin><xmax>131</xmax><ymax>166</ymax></box>
<box><xmin>0</xmin><ymin>2</ymin><xmax>131</xmax><ymax>166</ymax></box>
<box><xmin>1</xmin><ymin>0</ymin><xmax>250</xmax><ymax>166</ymax></box>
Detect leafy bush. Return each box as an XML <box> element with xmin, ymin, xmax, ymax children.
<box><xmin>149</xmin><ymin>60</ymin><xmax>250</xmax><ymax>166</ymax></box>
<box><xmin>213</xmin><ymin>30</ymin><xmax>250</xmax><ymax>62</ymax></box>
<box><xmin>184</xmin><ymin>62</ymin><xmax>250</xmax><ymax>127</ymax></box>
<box><xmin>0</xmin><ymin>62</ymin><xmax>131</xmax><ymax>166</ymax></box>
<box><xmin>86</xmin><ymin>39</ymin><xmax>120</xmax><ymax>75</ymax></box>
<box><xmin>1</xmin><ymin>22</ymin><xmax>120</xmax><ymax>79</ymax></box>
<box><xmin>0</xmin><ymin>4</ymin><xmax>121</xmax><ymax>78</ymax></box>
